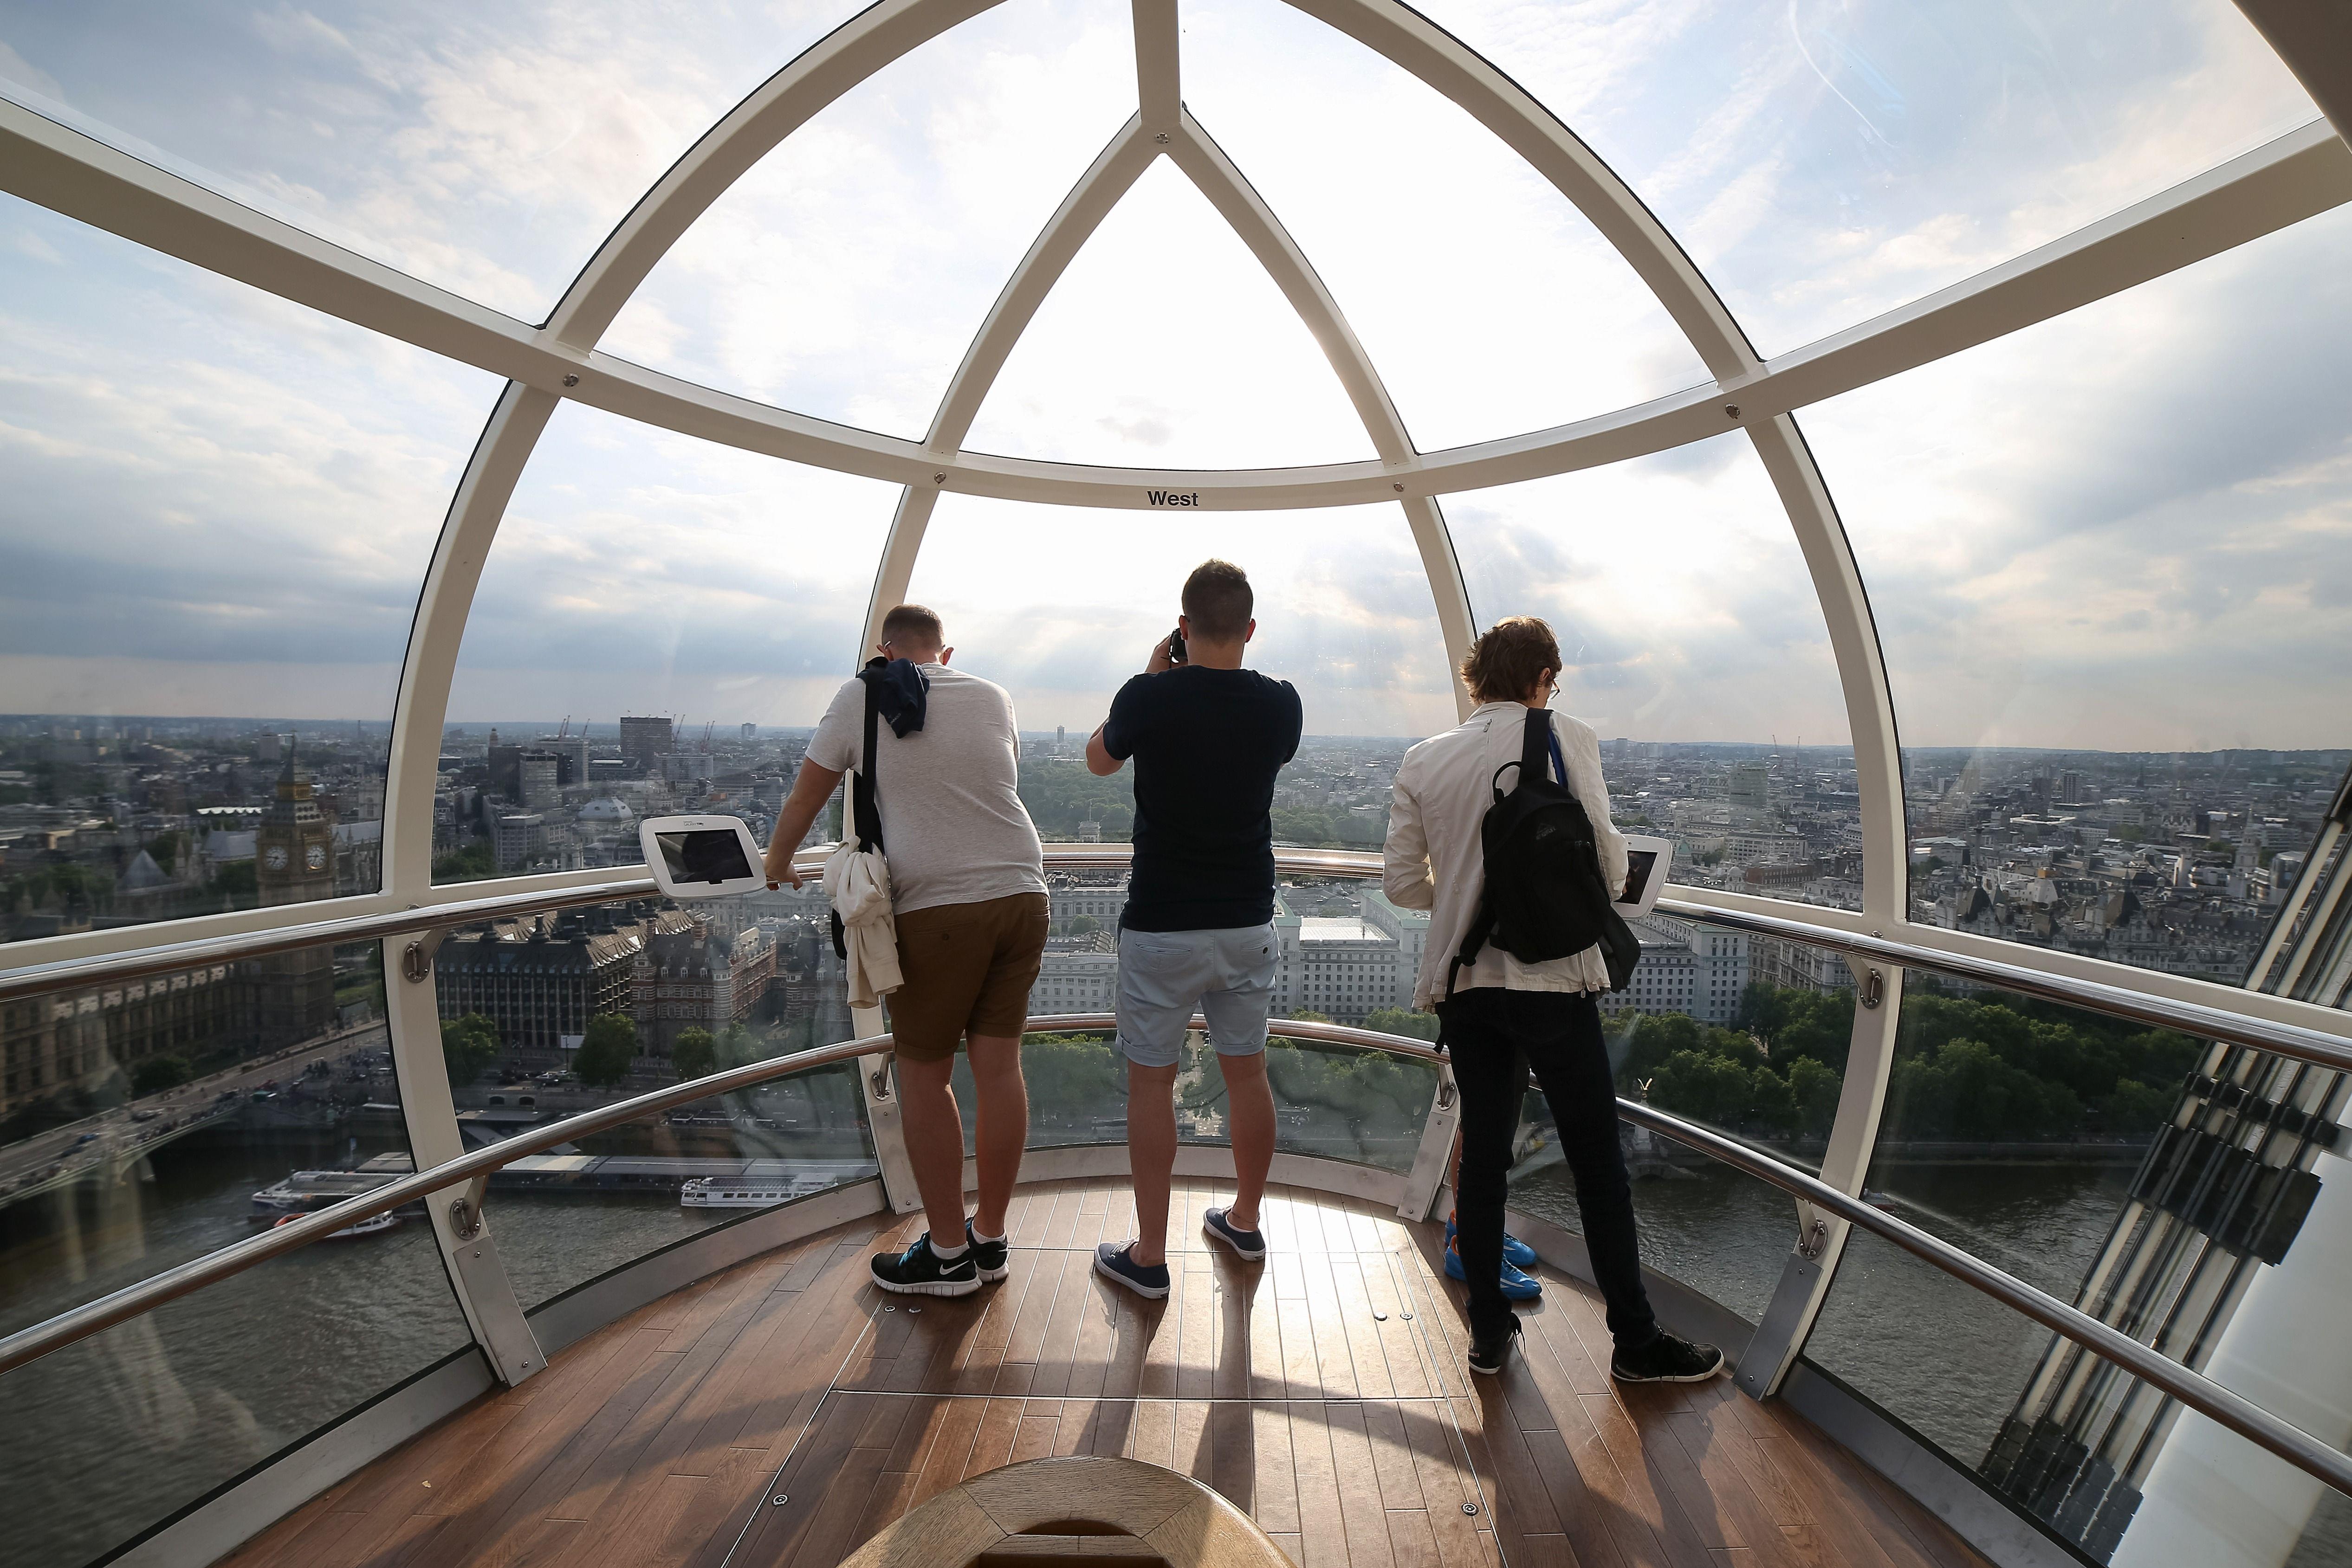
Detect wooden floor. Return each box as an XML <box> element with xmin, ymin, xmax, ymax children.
<box><xmin>225</xmin><ymin>1179</ymin><xmax>1992</xmax><ymax>1568</ymax></box>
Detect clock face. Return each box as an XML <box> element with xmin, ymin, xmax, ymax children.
<box><xmin>265</xmin><ymin>845</ymin><xmax>289</xmax><ymax>871</ymax></box>
<box><xmin>305</xmin><ymin>843</ymin><xmax>327</xmax><ymax>871</ymax></box>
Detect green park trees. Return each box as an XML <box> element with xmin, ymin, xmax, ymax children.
<box><xmin>1612</xmin><ymin>980</ymin><xmax>2196</xmax><ymax>1144</ymax></box>
<box><xmin>440</xmin><ymin>1013</ymin><xmax>498</xmax><ymax>1088</ymax></box>
<box><xmin>575</xmin><ymin>1013</ymin><xmax>639</xmax><ymax>1089</ymax></box>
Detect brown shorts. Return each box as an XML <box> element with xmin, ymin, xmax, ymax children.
<box><xmin>886</xmin><ymin>892</ymin><xmax>1049</xmax><ymax>1062</ymax></box>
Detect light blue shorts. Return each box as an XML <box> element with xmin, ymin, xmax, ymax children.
<box><xmin>1114</xmin><ymin>923</ymin><xmax>1280</xmax><ymax>1068</ymax></box>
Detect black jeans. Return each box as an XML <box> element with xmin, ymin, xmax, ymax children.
<box><xmin>1438</xmin><ymin>987</ymin><xmax>1658</xmax><ymax>1349</ymax></box>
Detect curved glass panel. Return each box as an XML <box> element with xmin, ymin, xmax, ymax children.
<box><xmin>1409</xmin><ymin>0</ymin><xmax>2318</xmax><ymax>357</ymax></box>
<box><xmin>1450</xmin><ymin>433</ymin><xmax>1863</xmax><ymax>910</ymax></box>
<box><xmin>1180</xmin><ymin>0</ymin><xmax>1709</xmax><ymax>452</ymax></box>
<box><xmin>436</xmin><ymin>402</ymin><xmax>898</xmax><ymax>884</ymax></box>
<box><xmin>0</xmin><ymin>938</ymin><xmax>468</xmax><ymax>1568</ymax></box>
<box><xmin>603</xmin><ymin>0</ymin><xmax>1137</xmax><ymax>440</ymax></box>
<box><xmin>428</xmin><ymin>893</ymin><xmax>872</xmax><ymax>1310</ymax></box>
<box><xmin>1806</xmin><ymin>202</ymin><xmax>2352</xmax><ymax>980</ymax></box>
<box><xmin>0</xmin><ymin>198</ymin><xmax>497</xmax><ymax>943</ymax></box>
<box><xmin>0</xmin><ymin>1</ymin><xmax>865</xmax><ymax>321</ymax></box>
<box><xmin>1806</xmin><ymin>973</ymin><xmax>2352</xmax><ymax>1562</ymax></box>
<box><xmin>960</xmin><ymin>158</ymin><xmax>1384</xmax><ymax>469</ymax></box>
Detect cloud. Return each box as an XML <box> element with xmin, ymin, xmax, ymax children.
<box><xmin>0</xmin><ymin>0</ymin><xmax>2342</xmax><ymax>757</ymax></box>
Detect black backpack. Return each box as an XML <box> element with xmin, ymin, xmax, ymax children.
<box><xmin>1443</xmin><ymin>708</ymin><xmax>1640</xmax><ymax>1003</ymax></box>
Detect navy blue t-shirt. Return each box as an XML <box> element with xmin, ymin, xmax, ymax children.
<box><xmin>1102</xmin><ymin>666</ymin><xmax>1302</xmax><ymax>931</ymax></box>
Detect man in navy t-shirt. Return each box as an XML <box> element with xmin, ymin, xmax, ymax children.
<box><xmin>1083</xmin><ymin>560</ymin><xmax>1302</xmax><ymax>1298</ymax></box>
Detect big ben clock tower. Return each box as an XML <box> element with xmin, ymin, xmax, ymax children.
<box><xmin>253</xmin><ymin>744</ymin><xmax>339</xmax><ymax>1047</ymax></box>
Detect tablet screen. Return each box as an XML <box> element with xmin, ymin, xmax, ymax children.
<box><xmin>1620</xmin><ymin>848</ymin><xmax>1659</xmax><ymax>906</ymax></box>
<box><xmin>655</xmin><ymin>829</ymin><xmax>755</xmax><ymax>886</ymax></box>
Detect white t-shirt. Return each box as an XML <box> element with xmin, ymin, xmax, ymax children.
<box><xmin>807</xmin><ymin>663</ymin><xmax>1047</xmax><ymax>916</ymax></box>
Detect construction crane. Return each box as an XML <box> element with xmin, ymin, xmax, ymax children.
<box><xmin>556</xmin><ymin>716</ymin><xmax>570</xmax><ymax>740</ymax></box>
<box><xmin>700</xmin><ymin>719</ymin><xmax>715</xmax><ymax>754</ymax></box>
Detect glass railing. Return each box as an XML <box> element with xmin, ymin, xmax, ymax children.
<box><xmin>1801</xmin><ymin>970</ymin><xmax>2352</xmax><ymax>1563</ymax></box>
<box><xmin>0</xmin><ymin>936</ymin><xmax>466</xmax><ymax>1568</ymax></box>
<box><xmin>2</xmin><ymin>851</ymin><xmax>2349</xmax><ymax>1568</ymax></box>
<box><xmin>423</xmin><ymin>896</ymin><xmax>875</xmax><ymax>1309</ymax></box>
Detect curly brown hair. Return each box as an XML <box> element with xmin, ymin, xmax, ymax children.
<box><xmin>1459</xmin><ymin>616</ymin><xmax>1561</xmax><ymax>705</ymax></box>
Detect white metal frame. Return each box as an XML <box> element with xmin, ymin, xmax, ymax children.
<box><xmin>1</xmin><ymin>0</ymin><xmax>2350</xmax><ymax>1523</ymax></box>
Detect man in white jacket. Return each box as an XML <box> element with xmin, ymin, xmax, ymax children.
<box><xmin>763</xmin><ymin>605</ymin><xmax>1047</xmax><ymax>1298</ymax></box>
<box><xmin>1383</xmin><ymin>617</ymin><xmax>1722</xmax><ymax>1383</ymax></box>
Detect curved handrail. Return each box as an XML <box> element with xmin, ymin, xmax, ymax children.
<box><xmin>0</xmin><ymin>1028</ymin><xmax>884</xmax><ymax>1377</ymax></box>
<box><xmin>8</xmin><ymin>845</ymin><xmax>2348</xmax><ymax>1076</ymax></box>
<box><xmin>4</xmin><ymin>1007</ymin><xmax>2349</xmax><ymax>1500</ymax></box>
<box><xmin>1610</xmin><ymin>1097</ymin><xmax>2352</xmax><ymax>1499</ymax></box>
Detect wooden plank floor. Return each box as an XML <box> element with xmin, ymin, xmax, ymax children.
<box><xmin>223</xmin><ymin>1178</ymin><xmax>1991</xmax><ymax>1568</ymax></box>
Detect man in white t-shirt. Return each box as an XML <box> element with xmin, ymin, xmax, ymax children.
<box><xmin>761</xmin><ymin>605</ymin><xmax>1047</xmax><ymax>1299</ymax></box>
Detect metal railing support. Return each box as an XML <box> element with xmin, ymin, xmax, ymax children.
<box><xmin>380</xmin><ymin>936</ymin><xmax>546</xmax><ymax>1387</ymax></box>
<box><xmin>856</xmin><ymin>1011</ymin><xmax>923</xmax><ymax>1216</ymax></box>
<box><xmin>1395</xmin><ymin>1061</ymin><xmax>1459</xmax><ymax>1222</ymax></box>
<box><xmin>1738</xmin><ymin>963</ymin><xmax>1906</xmax><ymax>1399</ymax></box>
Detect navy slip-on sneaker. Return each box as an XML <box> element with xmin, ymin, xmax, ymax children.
<box><xmin>1203</xmin><ymin>1206</ymin><xmax>1267</xmax><ymax>1262</ymax></box>
<box><xmin>1094</xmin><ymin>1240</ymin><xmax>1172</xmax><ymax>1299</ymax></box>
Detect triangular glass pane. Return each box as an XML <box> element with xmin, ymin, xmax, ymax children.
<box><xmin>961</xmin><ymin>159</ymin><xmax>1383</xmax><ymax>469</ymax></box>
<box><xmin>1410</xmin><ymin>0</ymin><xmax>2320</xmax><ymax>357</ymax></box>
<box><xmin>1181</xmin><ymin>0</ymin><xmax>1710</xmax><ymax>453</ymax></box>
<box><xmin>603</xmin><ymin>0</ymin><xmax>1138</xmax><ymax>439</ymax></box>
<box><xmin>439</xmin><ymin>400</ymin><xmax>899</xmax><ymax>883</ymax></box>
<box><xmin>0</xmin><ymin>2</ymin><xmax>862</xmax><ymax>320</ymax></box>
<box><xmin>1447</xmin><ymin>432</ymin><xmax>1860</xmax><ymax>909</ymax></box>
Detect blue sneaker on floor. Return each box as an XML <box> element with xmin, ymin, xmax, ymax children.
<box><xmin>1447</xmin><ymin>1213</ymin><xmax>1538</xmax><ymax>1270</ymax></box>
<box><xmin>1445</xmin><ymin>1236</ymin><xmax>1542</xmax><ymax>1300</ymax></box>
<box><xmin>1095</xmin><ymin>1240</ymin><xmax>1172</xmax><ymax>1299</ymax></box>
<box><xmin>1203</xmin><ymin>1205</ymin><xmax>1267</xmax><ymax>1261</ymax></box>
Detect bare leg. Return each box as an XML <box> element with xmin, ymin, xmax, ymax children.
<box><xmin>893</xmin><ymin>1052</ymin><xmax>970</xmax><ymax>1243</ymax></box>
<box><xmin>965</xmin><ymin>1032</ymin><xmax>1028</xmax><ymax>1238</ymax></box>
<box><xmin>1127</xmin><ymin>1059</ymin><xmax>1179</xmax><ymax>1266</ymax></box>
<box><xmin>1218</xmin><ymin>1049</ymin><xmax>1274</xmax><ymax>1232</ymax></box>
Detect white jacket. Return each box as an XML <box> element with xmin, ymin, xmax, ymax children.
<box><xmin>823</xmin><ymin>840</ymin><xmax>903</xmax><ymax>1009</ymax></box>
<box><xmin>1383</xmin><ymin>702</ymin><xmax>1630</xmax><ymax>1011</ymax></box>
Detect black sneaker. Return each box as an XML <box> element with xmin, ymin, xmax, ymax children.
<box><xmin>1611</xmin><ymin>1332</ymin><xmax>1725</xmax><ymax>1383</ymax></box>
<box><xmin>1468</xmin><ymin>1318</ymin><xmax>1522</xmax><ymax>1376</ymax></box>
<box><xmin>1094</xmin><ymin>1241</ymin><xmax>1172</xmax><ymax>1299</ymax></box>
<box><xmin>870</xmin><ymin>1232</ymin><xmax>979</xmax><ymax>1297</ymax></box>
<box><xmin>1202</xmin><ymin>1205</ymin><xmax>1267</xmax><ymax>1261</ymax></box>
<box><xmin>966</xmin><ymin>1221</ymin><xmax>1010</xmax><ymax>1282</ymax></box>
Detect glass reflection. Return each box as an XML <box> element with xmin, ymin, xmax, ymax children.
<box><xmin>0</xmin><ymin>941</ymin><xmax>466</xmax><ymax>1568</ymax></box>
<box><xmin>1806</xmin><ymin>202</ymin><xmax>2352</xmax><ymax>984</ymax></box>
<box><xmin>1450</xmin><ymin>433</ymin><xmax>1862</xmax><ymax>911</ymax></box>
<box><xmin>0</xmin><ymin>199</ymin><xmax>498</xmax><ymax>942</ymax></box>
<box><xmin>1409</xmin><ymin>0</ymin><xmax>2319</xmax><ymax>356</ymax></box>
<box><xmin>436</xmin><ymin>403</ymin><xmax>897</xmax><ymax>884</ymax></box>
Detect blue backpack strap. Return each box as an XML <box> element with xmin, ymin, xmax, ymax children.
<box><xmin>1548</xmin><ymin>725</ymin><xmax>1568</xmax><ymax>788</ymax></box>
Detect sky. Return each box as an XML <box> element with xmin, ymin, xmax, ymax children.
<box><xmin>0</xmin><ymin>0</ymin><xmax>2344</xmax><ymax>753</ymax></box>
